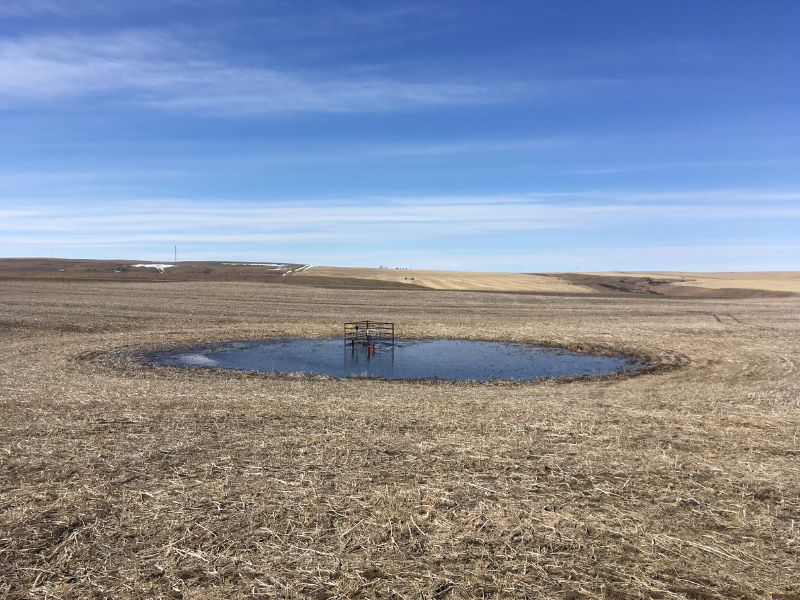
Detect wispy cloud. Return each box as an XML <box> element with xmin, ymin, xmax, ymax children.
<box><xmin>0</xmin><ymin>0</ymin><xmax>73</xmax><ymax>17</ymax></box>
<box><xmin>3</xmin><ymin>192</ymin><xmax>798</xmax><ymax>270</ymax></box>
<box><xmin>0</xmin><ymin>30</ymin><xmax>506</xmax><ymax>115</ymax></box>
<box><xmin>3</xmin><ymin>190</ymin><xmax>799</xmax><ymax>244</ymax></box>
<box><xmin>563</xmin><ymin>158</ymin><xmax>800</xmax><ymax>175</ymax></box>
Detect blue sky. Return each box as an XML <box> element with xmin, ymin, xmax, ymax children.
<box><xmin>1</xmin><ymin>1</ymin><xmax>799</xmax><ymax>271</ymax></box>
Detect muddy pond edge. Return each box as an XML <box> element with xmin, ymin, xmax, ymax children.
<box><xmin>79</xmin><ymin>336</ymin><xmax>690</xmax><ymax>386</ymax></box>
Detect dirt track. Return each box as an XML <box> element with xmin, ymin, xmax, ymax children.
<box><xmin>1</xmin><ymin>280</ymin><xmax>799</xmax><ymax>599</ymax></box>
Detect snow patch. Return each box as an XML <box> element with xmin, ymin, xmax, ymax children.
<box><xmin>222</xmin><ymin>262</ymin><xmax>285</xmax><ymax>268</ymax></box>
<box><xmin>282</xmin><ymin>264</ymin><xmax>314</xmax><ymax>276</ymax></box>
<box><xmin>130</xmin><ymin>264</ymin><xmax>175</xmax><ymax>273</ymax></box>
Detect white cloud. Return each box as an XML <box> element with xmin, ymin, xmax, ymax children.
<box><xmin>3</xmin><ymin>193</ymin><xmax>798</xmax><ymax>270</ymax></box>
<box><xmin>0</xmin><ymin>0</ymin><xmax>72</xmax><ymax>17</ymax></box>
<box><xmin>0</xmin><ymin>30</ymin><xmax>501</xmax><ymax>114</ymax></box>
<box><xmin>2</xmin><ymin>190</ymin><xmax>799</xmax><ymax>245</ymax></box>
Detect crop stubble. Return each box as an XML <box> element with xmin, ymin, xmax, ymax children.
<box><xmin>0</xmin><ymin>280</ymin><xmax>798</xmax><ymax>599</ymax></box>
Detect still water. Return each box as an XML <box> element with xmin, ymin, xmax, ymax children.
<box><xmin>142</xmin><ymin>338</ymin><xmax>644</xmax><ymax>381</ymax></box>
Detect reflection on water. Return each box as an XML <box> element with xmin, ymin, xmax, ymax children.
<box><xmin>142</xmin><ymin>338</ymin><xmax>645</xmax><ymax>381</ymax></box>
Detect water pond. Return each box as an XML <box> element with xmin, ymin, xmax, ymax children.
<box><xmin>141</xmin><ymin>338</ymin><xmax>645</xmax><ymax>381</ymax></box>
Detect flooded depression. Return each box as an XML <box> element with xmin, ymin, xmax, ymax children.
<box><xmin>141</xmin><ymin>338</ymin><xmax>645</xmax><ymax>381</ymax></box>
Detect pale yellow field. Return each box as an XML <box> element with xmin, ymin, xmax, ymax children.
<box><xmin>298</xmin><ymin>266</ymin><xmax>800</xmax><ymax>295</ymax></box>
<box><xmin>297</xmin><ymin>266</ymin><xmax>596</xmax><ymax>292</ymax></box>
<box><xmin>583</xmin><ymin>271</ymin><xmax>800</xmax><ymax>293</ymax></box>
<box><xmin>2</xmin><ymin>280</ymin><xmax>799</xmax><ymax>598</ymax></box>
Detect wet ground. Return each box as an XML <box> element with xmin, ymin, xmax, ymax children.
<box><xmin>142</xmin><ymin>338</ymin><xmax>645</xmax><ymax>381</ymax></box>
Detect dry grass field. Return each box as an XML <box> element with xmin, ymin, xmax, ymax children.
<box><xmin>1</xmin><ymin>277</ymin><xmax>799</xmax><ymax>599</ymax></box>
<box><xmin>4</xmin><ymin>259</ymin><xmax>797</xmax><ymax>298</ymax></box>
<box><xmin>294</xmin><ymin>266</ymin><xmax>595</xmax><ymax>293</ymax></box>
<box><xmin>0</xmin><ymin>258</ymin><xmax>311</xmax><ymax>284</ymax></box>
<box><xmin>566</xmin><ymin>273</ymin><xmax>800</xmax><ymax>297</ymax></box>
<box><xmin>581</xmin><ymin>272</ymin><xmax>800</xmax><ymax>295</ymax></box>
<box><xmin>295</xmin><ymin>266</ymin><xmax>799</xmax><ymax>298</ymax></box>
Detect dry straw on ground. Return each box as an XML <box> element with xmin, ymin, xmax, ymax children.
<box><xmin>580</xmin><ymin>271</ymin><xmax>800</xmax><ymax>294</ymax></box>
<box><xmin>294</xmin><ymin>266</ymin><xmax>594</xmax><ymax>293</ymax></box>
<box><xmin>1</xmin><ymin>280</ymin><xmax>799</xmax><ymax>599</ymax></box>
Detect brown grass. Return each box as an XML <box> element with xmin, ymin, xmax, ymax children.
<box><xmin>580</xmin><ymin>272</ymin><xmax>800</xmax><ymax>294</ymax></box>
<box><xmin>0</xmin><ymin>257</ymin><xmax>308</xmax><ymax>283</ymax></box>
<box><xmin>295</xmin><ymin>266</ymin><xmax>595</xmax><ymax>293</ymax></box>
<box><xmin>1</xmin><ymin>279</ymin><xmax>799</xmax><ymax>599</ymax></box>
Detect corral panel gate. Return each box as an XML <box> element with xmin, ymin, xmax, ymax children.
<box><xmin>344</xmin><ymin>321</ymin><xmax>394</xmax><ymax>347</ymax></box>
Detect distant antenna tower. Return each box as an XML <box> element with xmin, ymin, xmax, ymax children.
<box><xmin>174</xmin><ymin>245</ymin><xmax>177</xmax><ymax>263</ymax></box>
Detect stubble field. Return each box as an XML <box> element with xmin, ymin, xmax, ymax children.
<box><xmin>1</xmin><ymin>279</ymin><xmax>798</xmax><ymax>599</ymax></box>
